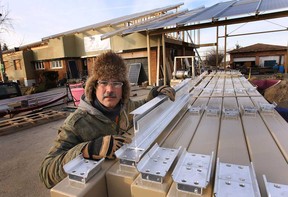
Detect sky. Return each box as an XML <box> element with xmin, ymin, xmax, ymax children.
<box><xmin>1</xmin><ymin>0</ymin><xmax>288</xmax><ymax>57</ymax></box>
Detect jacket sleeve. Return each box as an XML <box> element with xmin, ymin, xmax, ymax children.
<box><xmin>39</xmin><ymin>119</ymin><xmax>88</xmax><ymax>189</ymax></box>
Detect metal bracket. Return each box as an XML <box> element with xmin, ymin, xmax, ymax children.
<box><xmin>240</xmin><ymin>77</ymin><xmax>248</xmax><ymax>82</ymax></box>
<box><xmin>246</xmin><ymin>87</ymin><xmax>257</xmax><ymax>92</ymax></box>
<box><xmin>213</xmin><ymin>88</ymin><xmax>223</xmax><ymax>94</ymax></box>
<box><xmin>203</xmin><ymin>88</ymin><xmax>213</xmax><ymax>93</ymax></box>
<box><xmin>116</xmin><ymin>146</ymin><xmax>146</xmax><ymax>166</ymax></box>
<box><xmin>241</xmin><ymin>105</ymin><xmax>258</xmax><ymax>116</ymax></box>
<box><xmin>259</xmin><ymin>102</ymin><xmax>277</xmax><ymax>113</ymax></box>
<box><xmin>189</xmin><ymin>105</ymin><xmax>204</xmax><ymax>114</ymax></box>
<box><xmin>172</xmin><ymin>151</ymin><xmax>214</xmax><ymax>195</ymax></box>
<box><xmin>137</xmin><ymin>144</ymin><xmax>181</xmax><ymax>183</ymax></box>
<box><xmin>223</xmin><ymin>107</ymin><xmax>239</xmax><ymax>118</ymax></box>
<box><xmin>231</xmin><ymin>70</ymin><xmax>241</xmax><ymax>76</ymax></box>
<box><xmin>224</xmin><ymin>88</ymin><xmax>235</xmax><ymax>95</ymax></box>
<box><xmin>63</xmin><ymin>154</ymin><xmax>104</xmax><ymax>184</ymax></box>
<box><xmin>235</xmin><ymin>88</ymin><xmax>246</xmax><ymax>94</ymax></box>
<box><xmin>214</xmin><ymin>159</ymin><xmax>261</xmax><ymax>197</ymax></box>
<box><xmin>263</xmin><ymin>175</ymin><xmax>288</xmax><ymax>197</ymax></box>
<box><xmin>206</xmin><ymin>106</ymin><xmax>221</xmax><ymax>116</ymax></box>
<box><xmin>193</xmin><ymin>86</ymin><xmax>204</xmax><ymax>93</ymax></box>
<box><xmin>116</xmin><ymin>80</ymin><xmax>190</xmax><ymax>166</ymax></box>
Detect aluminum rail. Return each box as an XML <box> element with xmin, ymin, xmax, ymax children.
<box><xmin>168</xmin><ymin>98</ymin><xmax>223</xmax><ymax>196</ymax></box>
<box><xmin>130</xmin><ymin>77</ymin><xmax>216</xmax><ymax>197</ymax></box>
<box><xmin>169</xmin><ymin>72</ymin><xmax>247</xmax><ymax>197</ymax></box>
<box><xmin>131</xmin><ymin>72</ymin><xmax>288</xmax><ymax>197</ymax></box>
<box><xmin>106</xmin><ymin>77</ymin><xmax>206</xmax><ymax>197</ymax></box>
<box><xmin>236</xmin><ymin>89</ymin><xmax>288</xmax><ymax>196</ymax></box>
<box><xmin>109</xmin><ymin>76</ymin><xmax>214</xmax><ymax>197</ymax></box>
<box><xmin>250</xmin><ymin>96</ymin><xmax>288</xmax><ymax>162</ymax></box>
<box><xmin>115</xmin><ymin>80</ymin><xmax>190</xmax><ymax>166</ymax></box>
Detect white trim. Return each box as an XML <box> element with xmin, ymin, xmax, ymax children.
<box><xmin>51</xmin><ymin>60</ymin><xmax>62</xmax><ymax>69</ymax></box>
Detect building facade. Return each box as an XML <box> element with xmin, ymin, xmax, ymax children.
<box><xmin>2</xmin><ymin>4</ymin><xmax>195</xmax><ymax>87</ymax></box>
<box><xmin>228</xmin><ymin>43</ymin><xmax>287</xmax><ymax>74</ymax></box>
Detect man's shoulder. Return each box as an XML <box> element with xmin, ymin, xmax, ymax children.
<box><xmin>64</xmin><ymin>109</ymin><xmax>88</xmax><ymax>125</ymax></box>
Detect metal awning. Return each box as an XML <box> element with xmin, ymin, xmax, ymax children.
<box><xmin>42</xmin><ymin>3</ymin><xmax>183</xmax><ymax>41</ymax></box>
<box><xmin>102</xmin><ymin>0</ymin><xmax>288</xmax><ymax>39</ymax></box>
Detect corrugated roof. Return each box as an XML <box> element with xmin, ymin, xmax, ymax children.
<box><xmin>228</xmin><ymin>43</ymin><xmax>288</xmax><ymax>53</ymax></box>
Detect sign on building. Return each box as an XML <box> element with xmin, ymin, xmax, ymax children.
<box><xmin>84</xmin><ymin>35</ymin><xmax>111</xmax><ymax>52</ymax></box>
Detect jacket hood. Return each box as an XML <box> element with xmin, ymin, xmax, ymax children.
<box><xmin>84</xmin><ymin>51</ymin><xmax>130</xmax><ymax>105</ymax></box>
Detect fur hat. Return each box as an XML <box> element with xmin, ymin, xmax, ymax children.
<box><xmin>85</xmin><ymin>51</ymin><xmax>130</xmax><ymax>105</ymax></box>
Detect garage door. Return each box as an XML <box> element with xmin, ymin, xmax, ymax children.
<box><xmin>233</xmin><ymin>57</ymin><xmax>256</xmax><ymax>62</ymax></box>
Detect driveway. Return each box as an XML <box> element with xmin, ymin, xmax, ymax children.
<box><xmin>0</xmin><ymin>119</ymin><xmax>64</xmax><ymax>197</ymax></box>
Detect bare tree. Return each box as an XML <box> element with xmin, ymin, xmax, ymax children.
<box><xmin>205</xmin><ymin>48</ymin><xmax>224</xmax><ymax>68</ymax></box>
<box><xmin>0</xmin><ymin>1</ymin><xmax>13</xmax><ymax>82</ymax></box>
<box><xmin>0</xmin><ymin>1</ymin><xmax>13</xmax><ymax>33</ymax></box>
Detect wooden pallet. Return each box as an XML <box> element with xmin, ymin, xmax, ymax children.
<box><xmin>0</xmin><ymin>110</ymin><xmax>68</xmax><ymax>136</ymax></box>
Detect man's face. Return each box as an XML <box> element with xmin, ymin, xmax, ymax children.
<box><xmin>95</xmin><ymin>79</ymin><xmax>123</xmax><ymax>109</ymax></box>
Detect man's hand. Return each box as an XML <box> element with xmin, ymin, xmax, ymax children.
<box><xmin>82</xmin><ymin>135</ymin><xmax>131</xmax><ymax>160</ymax></box>
<box><xmin>156</xmin><ymin>85</ymin><xmax>176</xmax><ymax>101</ymax></box>
<box><xmin>146</xmin><ymin>85</ymin><xmax>176</xmax><ymax>102</ymax></box>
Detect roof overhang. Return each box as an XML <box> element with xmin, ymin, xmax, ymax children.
<box><xmin>149</xmin><ymin>10</ymin><xmax>288</xmax><ymax>35</ymax></box>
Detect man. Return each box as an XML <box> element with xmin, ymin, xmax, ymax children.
<box><xmin>39</xmin><ymin>51</ymin><xmax>175</xmax><ymax>188</ymax></box>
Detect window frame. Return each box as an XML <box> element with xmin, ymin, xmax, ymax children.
<box><xmin>51</xmin><ymin>60</ymin><xmax>63</xmax><ymax>69</ymax></box>
<box><xmin>13</xmin><ymin>59</ymin><xmax>22</xmax><ymax>70</ymax></box>
<box><xmin>35</xmin><ymin>62</ymin><xmax>45</xmax><ymax>70</ymax></box>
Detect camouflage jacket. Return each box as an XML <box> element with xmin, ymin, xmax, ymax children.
<box><xmin>39</xmin><ymin>95</ymin><xmax>146</xmax><ymax>189</ymax></box>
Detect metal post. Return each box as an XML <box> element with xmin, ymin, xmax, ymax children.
<box><xmin>156</xmin><ymin>38</ymin><xmax>160</xmax><ymax>86</ymax></box>
<box><xmin>216</xmin><ymin>26</ymin><xmax>219</xmax><ymax>70</ymax></box>
<box><xmin>146</xmin><ymin>33</ymin><xmax>152</xmax><ymax>85</ymax></box>
<box><xmin>224</xmin><ymin>24</ymin><xmax>227</xmax><ymax>70</ymax></box>
<box><xmin>162</xmin><ymin>33</ymin><xmax>166</xmax><ymax>85</ymax></box>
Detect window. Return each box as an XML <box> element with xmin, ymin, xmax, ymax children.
<box><xmin>35</xmin><ymin>62</ymin><xmax>45</xmax><ymax>70</ymax></box>
<box><xmin>13</xmin><ymin>59</ymin><xmax>22</xmax><ymax>70</ymax></box>
<box><xmin>51</xmin><ymin>60</ymin><xmax>62</xmax><ymax>69</ymax></box>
